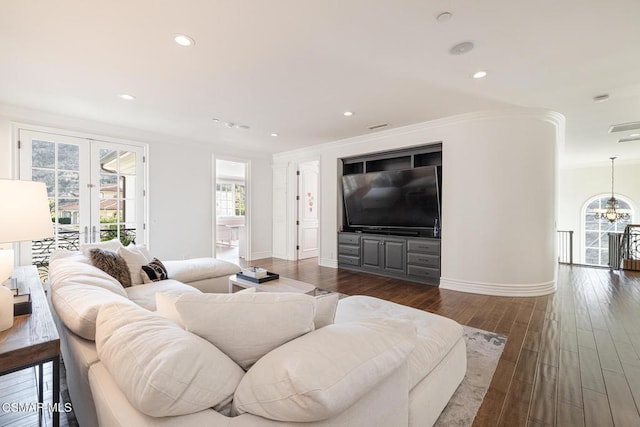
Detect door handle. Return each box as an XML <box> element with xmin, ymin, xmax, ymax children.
<box><xmin>84</xmin><ymin>226</ymin><xmax>88</xmax><ymax>243</ymax></box>
<box><xmin>92</xmin><ymin>226</ymin><xmax>97</xmax><ymax>243</ymax></box>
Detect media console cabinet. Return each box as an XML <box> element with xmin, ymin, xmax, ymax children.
<box><xmin>338</xmin><ymin>232</ymin><xmax>441</xmax><ymax>286</ymax></box>
<box><xmin>338</xmin><ymin>143</ymin><xmax>442</xmax><ymax>286</ymax></box>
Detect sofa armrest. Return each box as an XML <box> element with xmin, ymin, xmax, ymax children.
<box><xmin>163</xmin><ymin>258</ymin><xmax>240</xmax><ymax>283</ymax></box>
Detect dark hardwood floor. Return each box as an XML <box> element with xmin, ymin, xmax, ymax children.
<box><xmin>2</xmin><ymin>260</ymin><xmax>639</xmax><ymax>426</ymax></box>
<box><xmin>249</xmin><ymin>258</ymin><xmax>640</xmax><ymax>427</ymax></box>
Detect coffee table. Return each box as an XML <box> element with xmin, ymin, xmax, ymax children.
<box><xmin>228</xmin><ymin>274</ymin><xmax>316</xmax><ymax>294</ymax></box>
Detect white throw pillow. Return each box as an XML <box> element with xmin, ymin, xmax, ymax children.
<box><xmin>156</xmin><ymin>287</ymin><xmax>256</xmax><ymax>328</ymax></box>
<box><xmin>117</xmin><ymin>245</ymin><xmax>150</xmax><ymax>285</ymax></box>
<box><xmin>80</xmin><ymin>238</ymin><xmax>123</xmax><ymax>256</ymax></box>
<box><xmin>175</xmin><ymin>292</ymin><xmax>316</xmax><ymax>369</ymax></box>
<box><xmin>314</xmin><ymin>293</ymin><xmax>339</xmax><ymax>329</ymax></box>
<box><xmin>95</xmin><ymin>302</ymin><xmax>245</xmax><ymax>417</ymax></box>
<box><xmin>233</xmin><ymin>318</ymin><xmax>417</xmax><ymax>422</ymax></box>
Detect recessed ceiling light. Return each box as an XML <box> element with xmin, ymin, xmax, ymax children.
<box><xmin>271</xmin><ymin>133</ymin><xmax>279</xmax><ymax>137</ymax></box>
<box><xmin>593</xmin><ymin>94</ymin><xmax>610</xmax><ymax>102</ymax></box>
<box><xmin>174</xmin><ymin>34</ymin><xmax>195</xmax><ymax>47</ymax></box>
<box><xmin>473</xmin><ymin>71</ymin><xmax>487</xmax><ymax>79</ymax></box>
<box><xmin>436</xmin><ymin>12</ymin><xmax>452</xmax><ymax>23</ymax></box>
<box><xmin>449</xmin><ymin>41</ymin><xmax>474</xmax><ymax>55</ymax></box>
<box><xmin>343</xmin><ymin>111</ymin><xmax>354</xmax><ymax>117</ymax></box>
<box><xmin>119</xmin><ymin>94</ymin><xmax>135</xmax><ymax>100</ymax></box>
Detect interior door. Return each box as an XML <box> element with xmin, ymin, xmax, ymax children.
<box><xmin>297</xmin><ymin>161</ymin><xmax>319</xmax><ymax>259</ymax></box>
<box><xmin>18</xmin><ymin>129</ymin><xmax>146</xmax><ymax>269</ymax></box>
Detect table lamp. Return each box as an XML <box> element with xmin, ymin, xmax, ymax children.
<box><xmin>0</xmin><ymin>179</ymin><xmax>54</xmax><ymax>331</ymax></box>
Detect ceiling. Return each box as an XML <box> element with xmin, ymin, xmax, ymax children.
<box><xmin>1</xmin><ymin>0</ymin><xmax>639</xmax><ymax>167</ymax></box>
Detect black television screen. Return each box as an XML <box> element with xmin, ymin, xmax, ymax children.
<box><xmin>342</xmin><ymin>166</ymin><xmax>440</xmax><ymax>229</ymax></box>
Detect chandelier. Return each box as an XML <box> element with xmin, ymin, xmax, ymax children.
<box><xmin>594</xmin><ymin>157</ymin><xmax>631</xmax><ymax>223</ymax></box>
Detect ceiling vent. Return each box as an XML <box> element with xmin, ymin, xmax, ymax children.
<box><xmin>368</xmin><ymin>123</ymin><xmax>389</xmax><ymax>130</ymax></box>
<box><xmin>618</xmin><ymin>135</ymin><xmax>640</xmax><ymax>143</ymax></box>
<box><xmin>609</xmin><ymin>121</ymin><xmax>640</xmax><ymax>133</ymax></box>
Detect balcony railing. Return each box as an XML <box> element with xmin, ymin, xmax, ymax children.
<box><xmin>32</xmin><ymin>228</ymin><xmax>136</xmax><ymax>279</ymax></box>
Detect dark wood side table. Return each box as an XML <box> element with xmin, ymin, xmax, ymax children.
<box><xmin>0</xmin><ymin>265</ymin><xmax>60</xmax><ymax>427</ymax></box>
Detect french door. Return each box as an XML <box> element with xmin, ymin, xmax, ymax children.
<box><xmin>18</xmin><ymin>129</ymin><xmax>146</xmax><ymax>267</ymax></box>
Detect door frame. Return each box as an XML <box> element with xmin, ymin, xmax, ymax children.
<box><xmin>212</xmin><ymin>155</ymin><xmax>251</xmax><ymax>261</ymax></box>
<box><xmin>12</xmin><ymin>123</ymin><xmax>148</xmax><ymax>263</ymax></box>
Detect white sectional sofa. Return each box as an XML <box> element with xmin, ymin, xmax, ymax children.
<box><xmin>48</xmin><ymin>251</ymin><xmax>466</xmax><ymax>427</ymax></box>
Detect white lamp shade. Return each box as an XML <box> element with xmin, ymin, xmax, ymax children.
<box><xmin>0</xmin><ymin>180</ymin><xmax>54</xmax><ymax>243</ymax></box>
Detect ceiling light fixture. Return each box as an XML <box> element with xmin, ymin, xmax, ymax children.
<box><xmin>473</xmin><ymin>71</ymin><xmax>487</xmax><ymax>79</ymax></box>
<box><xmin>593</xmin><ymin>157</ymin><xmax>630</xmax><ymax>223</ymax></box>
<box><xmin>119</xmin><ymin>94</ymin><xmax>135</xmax><ymax>101</ymax></box>
<box><xmin>271</xmin><ymin>133</ymin><xmax>279</xmax><ymax>137</ymax></box>
<box><xmin>174</xmin><ymin>34</ymin><xmax>195</xmax><ymax>47</ymax></box>
<box><xmin>343</xmin><ymin>111</ymin><xmax>354</xmax><ymax>117</ymax></box>
<box><xmin>609</xmin><ymin>121</ymin><xmax>640</xmax><ymax>133</ymax></box>
<box><xmin>436</xmin><ymin>12</ymin><xmax>452</xmax><ymax>23</ymax></box>
<box><xmin>449</xmin><ymin>41</ymin><xmax>474</xmax><ymax>55</ymax></box>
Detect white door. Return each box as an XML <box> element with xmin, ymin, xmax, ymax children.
<box><xmin>297</xmin><ymin>161</ymin><xmax>319</xmax><ymax>259</ymax></box>
<box><xmin>18</xmin><ymin>129</ymin><xmax>146</xmax><ymax>268</ymax></box>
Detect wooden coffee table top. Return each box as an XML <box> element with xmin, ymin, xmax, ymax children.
<box><xmin>229</xmin><ymin>274</ymin><xmax>316</xmax><ymax>294</ymax></box>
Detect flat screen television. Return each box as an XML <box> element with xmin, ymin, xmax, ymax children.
<box><xmin>342</xmin><ymin>166</ymin><xmax>440</xmax><ymax>230</ymax></box>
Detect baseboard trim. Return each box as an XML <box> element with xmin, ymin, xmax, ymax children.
<box><xmin>439</xmin><ymin>277</ymin><xmax>556</xmax><ymax>297</ymax></box>
<box><xmin>319</xmin><ymin>258</ymin><xmax>338</xmax><ymax>268</ymax></box>
<box><xmin>249</xmin><ymin>251</ymin><xmax>272</xmax><ymax>261</ymax></box>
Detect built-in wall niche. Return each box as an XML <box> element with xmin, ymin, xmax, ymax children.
<box><xmin>341</xmin><ymin>143</ymin><xmax>442</xmax><ymax>175</ymax></box>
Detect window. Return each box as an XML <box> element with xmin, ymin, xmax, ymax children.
<box><xmin>216</xmin><ymin>182</ymin><xmax>245</xmax><ymax>216</ymax></box>
<box><xmin>583</xmin><ymin>195</ymin><xmax>633</xmax><ymax>265</ymax></box>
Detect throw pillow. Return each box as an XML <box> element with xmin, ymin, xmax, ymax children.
<box><xmin>80</xmin><ymin>238</ymin><xmax>123</xmax><ymax>256</ymax></box>
<box><xmin>117</xmin><ymin>245</ymin><xmax>149</xmax><ymax>286</ymax></box>
<box><xmin>95</xmin><ymin>302</ymin><xmax>245</xmax><ymax>417</ymax></box>
<box><xmin>141</xmin><ymin>258</ymin><xmax>168</xmax><ymax>283</ymax></box>
<box><xmin>88</xmin><ymin>248</ymin><xmax>133</xmax><ymax>288</ymax></box>
<box><xmin>175</xmin><ymin>292</ymin><xmax>316</xmax><ymax>369</ymax></box>
<box><xmin>232</xmin><ymin>318</ymin><xmax>417</xmax><ymax>422</ymax></box>
<box><xmin>314</xmin><ymin>293</ymin><xmax>339</xmax><ymax>329</ymax></box>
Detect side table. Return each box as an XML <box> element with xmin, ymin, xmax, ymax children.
<box><xmin>0</xmin><ymin>265</ymin><xmax>61</xmax><ymax>427</ymax></box>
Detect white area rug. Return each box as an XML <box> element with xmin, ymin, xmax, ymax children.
<box><xmin>434</xmin><ymin>325</ymin><xmax>507</xmax><ymax>426</ymax></box>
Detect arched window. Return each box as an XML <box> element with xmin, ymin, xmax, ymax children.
<box><xmin>583</xmin><ymin>195</ymin><xmax>634</xmax><ymax>265</ymax></box>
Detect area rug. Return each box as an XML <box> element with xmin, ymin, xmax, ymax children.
<box><xmin>434</xmin><ymin>325</ymin><xmax>507</xmax><ymax>426</ymax></box>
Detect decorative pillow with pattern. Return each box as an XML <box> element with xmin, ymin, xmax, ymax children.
<box><xmin>141</xmin><ymin>258</ymin><xmax>168</xmax><ymax>283</ymax></box>
<box><xmin>88</xmin><ymin>248</ymin><xmax>133</xmax><ymax>288</ymax></box>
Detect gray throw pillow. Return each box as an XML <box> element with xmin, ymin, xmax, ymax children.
<box><xmin>89</xmin><ymin>248</ymin><xmax>133</xmax><ymax>288</ymax></box>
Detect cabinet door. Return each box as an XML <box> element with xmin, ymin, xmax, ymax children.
<box><xmin>361</xmin><ymin>237</ymin><xmax>383</xmax><ymax>269</ymax></box>
<box><xmin>383</xmin><ymin>239</ymin><xmax>406</xmax><ymax>274</ymax></box>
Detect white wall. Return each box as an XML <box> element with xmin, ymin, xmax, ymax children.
<box><xmin>558</xmin><ymin>162</ymin><xmax>640</xmax><ymax>263</ymax></box>
<box><xmin>273</xmin><ymin>108</ymin><xmax>563</xmax><ymax>296</ymax></box>
<box><xmin>0</xmin><ymin>104</ymin><xmax>272</xmax><ymax>262</ymax></box>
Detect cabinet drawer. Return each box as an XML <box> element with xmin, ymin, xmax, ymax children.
<box><xmin>338</xmin><ymin>244</ymin><xmax>360</xmax><ymax>256</ymax></box>
<box><xmin>338</xmin><ymin>233</ymin><xmax>361</xmax><ymax>245</ymax></box>
<box><xmin>407</xmin><ymin>265</ymin><xmax>440</xmax><ymax>282</ymax></box>
<box><xmin>407</xmin><ymin>253</ymin><xmax>440</xmax><ymax>268</ymax></box>
<box><xmin>407</xmin><ymin>239</ymin><xmax>440</xmax><ymax>255</ymax></box>
<box><xmin>338</xmin><ymin>255</ymin><xmax>360</xmax><ymax>267</ymax></box>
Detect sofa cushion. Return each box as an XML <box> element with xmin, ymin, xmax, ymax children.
<box><xmin>141</xmin><ymin>258</ymin><xmax>169</xmax><ymax>283</ymax></box>
<box><xmin>80</xmin><ymin>238</ymin><xmax>123</xmax><ymax>256</ymax></box>
<box><xmin>163</xmin><ymin>257</ymin><xmax>239</xmax><ymax>283</ymax></box>
<box><xmin>52</xmin><ymin>283</ymin><xmax>134</xmax><ymax>341</ymax></box>
<box><xmin>156</xmin><ymin>287</ymin><xmax>256</xmax><ymax>328</ymax></box>
<box><xmin>125</xmin><ymin>279</ymin><xmax>201</xmax><ymax>311</ymax></box>
<box><xmin>117</xmin><ymin>245</ymin><xmax>149</xmax><ymax>286</ymax></box>
<box><xmin>176</xmin><ymin>292</ymin><xmax>316</xmax><ymax>369</ymax></box>
<box><xmin>335</xmin><ymin>295</ymin><xmax>464</xmax><ymax>389</ymax></box>
<box><xmin>232</xmin><ymin>318</ymin><xmax>417</xmax><ymax>422</ymax></box>
<box><xmin>89</xmin><ymin>248</ymin><xmax>132</xmax><ymax>288</ymax></box>
<box><xmin>95</xmin><ymin>302</ymin><xmax>245</xmax><ymax>418</ymax></box>
<box><xmin>314</xmin><ymin>292</ymin><xmax>339</xmax><ymax>329</ymax></box>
